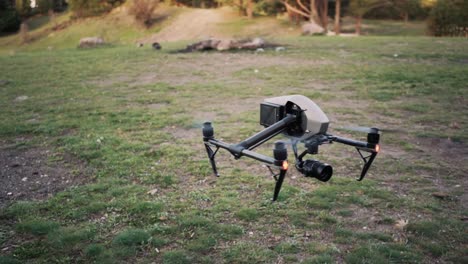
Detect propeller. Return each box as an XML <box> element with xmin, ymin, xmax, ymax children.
<box><xmin>337</xmin><ymin>126</ymin><xmax>401</xmax><ymax>134</ymax></box>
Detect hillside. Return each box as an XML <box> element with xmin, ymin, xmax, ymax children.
<box><xmin>0</xmin><ymin>5</ymin><xmax>427</xmax><ymax>53</ymax></box>
<box><xmin>0</xmin><ymin>6</ymin><xmax>301</xmax><ymax>52</ymax></box>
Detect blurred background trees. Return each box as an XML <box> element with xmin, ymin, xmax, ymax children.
<box><xmin>1</xmin><ymin>0</ymin><xmax>466</xmax><ymax>36</ymax></box>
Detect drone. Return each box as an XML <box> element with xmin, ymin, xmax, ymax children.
<box><xmin>202</xmin><ymin>95</ymin><xmax>380</xmax><ymax>201</ymax></box>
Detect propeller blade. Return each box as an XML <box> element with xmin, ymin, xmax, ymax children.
<box><xmin>339</xmin><ymin>126</ymin><xmax>379</xmax><ymax>133</ymax></box>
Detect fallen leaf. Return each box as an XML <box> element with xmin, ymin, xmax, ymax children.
<box><xmin>394</xmin><ymin>219</ymin><xmax>408</xmax><ymax>230</ymax></box>
<box><xmin>147</xmin><ymin>188</ymin><xmax>158</xmax><ymax>195</ymax></box>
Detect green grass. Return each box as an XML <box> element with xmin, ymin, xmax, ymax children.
<box><xmin>0</xmin><ymin>34</ymin><xmax>467</xmax><ymax>263</ymax></box>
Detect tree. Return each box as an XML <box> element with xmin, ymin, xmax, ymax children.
<box><xmin>427</xmin><ymin>0</ymin><xmax>468</xmax><ymax>36</ymax></box>
<box><xmin>391</xmin><ymin>0</ymin><xmax>420</xmax><ymax>23</ymax></box>
<box><xmin>282</xmin><ymin>0</ymin><xmax>328</xmax><ymax>26</ymax></box>
<box><xmin>68</xmin><ymin>0</ymin><xmax>124</xmax><ymax>18</ymax></box>
<box><xmin>349</xmin><ymin>0</ymin><xmax>388</xmax><ymax>35</ymax></box>
<box><xmin>334</xmin><ymin>0</ymin><xmax>340</xmax><ymax>34</ymax></box>
<box><xmin>128</xmin><ymin>0</ymin><xmax>159</xmax><ymax>27</ymax></box>
<box><xmin>0</xmin><ymin>0</ymin><xmax>21</xmax><ymax>32</ymax></box>
<box><xmin>15</xmin><ymin>0</ymin><xmax>31</xmax><ymax>17</ymax></box>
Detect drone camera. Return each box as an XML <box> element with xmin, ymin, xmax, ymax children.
<box><xmin>299</xmin><ymin>159</ymin><xmax>333</xmax><ymax>182</ymax></box>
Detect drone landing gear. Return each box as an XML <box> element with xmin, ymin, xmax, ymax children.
<box><xmin>202</xmin><ymin>119</ymin><xmax>294</xmax><ymax>201</ymax></box>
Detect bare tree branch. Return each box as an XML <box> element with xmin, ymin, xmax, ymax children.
<box><xmin>283</xmin><ymin>1</ymin><xmax>311</xmax><ymax>18</ymax></box>
<box><xmin>296</xmin><ymin>0</ymin><xmax>311</xmax><ymax>14</ymax></box>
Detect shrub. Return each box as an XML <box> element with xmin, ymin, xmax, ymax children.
<box><xmin>128</xmin><ymin>0</ymin><xmax>159</xmax><ymax>27</ymax></box>
<box><xmin>427</xmin><ymin>0</ymin><xmax>468</xmax><ymax>36</ymax></box>
<box><xmin>69</xmin><ymin>0</ymin><xmax>124</xmax><ymax>18</ymax></box>
<box><xmin>0</xmin><ymin>0</ymin><xmax>21</xmax><ymax>33</ymax></box>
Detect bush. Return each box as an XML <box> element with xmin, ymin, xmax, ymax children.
<box><xmin>69</xmin><ymin>0</ymin><xmax>124</xmax><ymax>18</ymax></box>
<box><xmin>0</xmin><ymin>9</ymin><xmax>21</xmax><ymax>33</ymax></box>
<box><xmin>128</xmin><ymin>0</ymin><xmax>159</xmax><ymax>27</ymax></box>
<box><xmin>427</xmin><ymin>0</ymin><xmax>468</xmax><ymax>36</ymax></box>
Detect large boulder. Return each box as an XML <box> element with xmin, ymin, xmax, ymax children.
<box><xmin>78</xmin><ymin>37</ymin><xmax>105</xmax><ymax>48</ymax></box>
<box><xmin>301</xmin><ymin>22</ymin><xmax>325</xmax><ymax>35</ymax></box>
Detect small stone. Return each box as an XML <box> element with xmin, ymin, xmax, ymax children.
<box><xmin>147</xmin><ymin>188</ymin><xmax>158</xmax><ymax>195</ymax></box>
<box><xmin>432</xmin><ymin>192</ymin><xmax>450</xmax><ymax>199</ymax></box>
<box><xmin>275</xmin><ymin>47</ymin><xmax>285</xmax><ymax>52</ymax></box>
<box><xmin>21</xmin><ymin>177</ymin><xmax>28</xmax><ymax>182</ymax></box>
<box><xmin>14</xmin><ymin>95</ymin><xmax>29</xmax><ymax>102</ymax></box>
<box><xmin>7</xmin><ymin>192</ymin><xmax>13</xmax><ymax>196</ymax></box>
<box><xmin>248</xmin><ymin>231</ymin><xmax>254</xmax><ymax>236</ymax></box>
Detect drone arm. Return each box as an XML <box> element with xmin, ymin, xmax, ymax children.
<box><xmin>327</xmin><ymin>134</ymin><xmax>380</xmax><ymax>181</ymax></box>
<box><xmin>238</xmin><ymin>114</ymin><xmax>297</xmax><ymax>150</ymax></box>
<box><xmin>206</xmin><ymin>138</ymin><xmax>277</xmax><ymax>165</ymax></box>
<box><xmin>330</xmin><ymin>135</ymin><xmax>377</xmax><ymax>151</ymax></box>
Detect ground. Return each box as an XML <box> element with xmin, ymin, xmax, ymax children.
<box><xmin>0</xmin><ymin>16</ymin><xmax>467</xmax><ymax>264</ymax></box>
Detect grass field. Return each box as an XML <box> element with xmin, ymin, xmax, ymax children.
<box><xmin>0</xmin><ymin>36</ymin><xmax>467</xmax><ymax>263</ymax></box>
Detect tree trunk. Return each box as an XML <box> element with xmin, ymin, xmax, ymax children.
<box><xmin>238</xmin><ymin>0</ymin><xmax>244</xmax><ymax>16</ymax></box>
<box><xmin>247</xmin><ymin>0</ymin><xmax>253</xmax><ymax>19</ymax></box>
<box><xmin>403</xmin><ymin>12</ymin><xmax>408</xmax><ymax>25</ymax></box>
<box><xmin>321</xmin><ymin>0</ymin><xmax>328</xmax><ymax>32</ymax></box>
<box><xmin>309</xmin><ymin>0</ymin><xmax>319</xmax><ymax>23</ymax></box>
<box><xmin>355</xmin><ymin>15</ymin><xmax>362</xmax><ymax>35</ymax></box>
<box><xmin>334</xmin><ymin>0</ymin><xmax>340</xmax><ymax>35</ymax></box>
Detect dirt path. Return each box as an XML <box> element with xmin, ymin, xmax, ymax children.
<box><xmin>149</xmin><ymin>8</ymin><xmax>229</xmax><ymax>42</ymax></box>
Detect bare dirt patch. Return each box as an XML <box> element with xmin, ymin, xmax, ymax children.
<box><xmin>0</xmin><ymin>141</ymin><xmax>93</xmax><ymax>208</ymax></box>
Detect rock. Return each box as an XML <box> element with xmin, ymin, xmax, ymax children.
<box><xmin>14</xmin><ymin>95</ymin><xmax>28</xmax><ymax>102</ymax></box>
<box><xmin>432</xmin><ymin>192</ymin><xmax>450</xmax><ymax>199</ymax></box>
<box><xmin>78</xmin><ymin>37</ymin><xmax>105</xmax><ymax>48</ymax></box>
<box><xmin>152</xmin><ymin>42</ymin><xmax>161</xmax><ymax>50</ymax></box>
<box><xmin>302</xmin><ymin>22</ymin><xmax>325</xmax><ymax>35</ymax></box>
<box><xmin>255</xmin><ymin>48</ymin><xmax>265</xmax><ymax>53</ymax></box>
<box><xmin>275</xmin><ymin>46</ymin><xmax>285</xmax><ymax>52</ymax></box>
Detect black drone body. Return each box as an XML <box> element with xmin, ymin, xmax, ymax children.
<box><xmin>202</xmin><ymin>95</ymin><xmax>380</xmax><ymax>201</ymax></box>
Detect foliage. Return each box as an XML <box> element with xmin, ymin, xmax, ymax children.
<box><xmin>15</xmin><ymin>0</ymin><xmax>32</xmax><ymax>17</ymax></box>
<box><xmin>365</xmin><ymin>0</ymin><xmax>428</xmax><ymax>20</ymax></box>
<box><xmin>348</xmin><ymin>0</ymin><xmax>386</xmax><ymax>16</ymax></box>
<box><xmin>35</xmin><ymin>0</ymin><xmax>53</xmax><ymax>13</ymax></box>
<box><xmin>69</xmin><ymin>0</ymin><xmax>124</xmax><ymax>18</ymax></box>
<box><xmin>255</xmin><ymin>0</ymin><xmax>284</xmax><ymax>15</ymax></box>
<box><xmin>0</xmin><ymin>0</ymin><xmax>21</xmax><ymax>32</ymax></box>
<box><xmin>427</xmin><ymin>0</ymin><xmax>468</xmax><ymax>36</ymax></box>
<box><xmin>128</xmin><ymin>0</ymin><xmax>159</xmax><ymax>27</ymax></box>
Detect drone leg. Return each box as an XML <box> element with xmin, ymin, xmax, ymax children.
<box><xmin>273</xmin><ymin>168</ymin><xmax>287</xmax><ymax>201</ymax></box>
<box><xmin>272</xmin><ymin>141</ymin><xmax>288</xmax><ymax>201</ymax></box>
<box><xmin>205</xmin><ymin>145</ymin><xmax>219</xmax><ymax>177</ymax></box>
<box><xmin>202</xmin><ymin>122</ymin><xmax>220</xmax><ymax>177</ymax></box>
